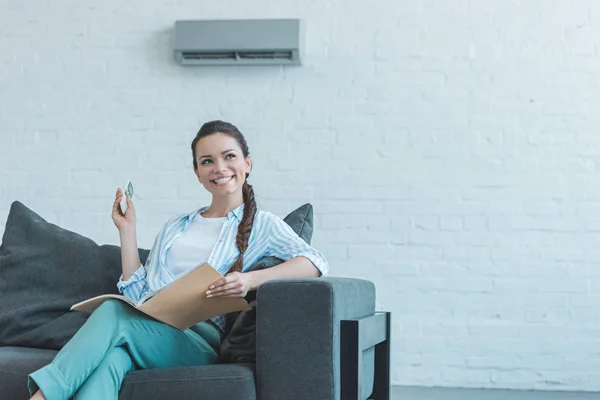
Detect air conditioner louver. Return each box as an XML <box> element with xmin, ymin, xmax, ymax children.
<box><xmin>182</xmin><ymin>52</ymin><xmax>237</xmax><ymax>61</ymax></box>
<box><xmin>238</xmin><ymin>51</ymin><xmax>293</xmax><ymax>60</ymax></box>
<box><xmin>180</xmin><ymin>50</ymin><xmax>295</xmax><ymax>64</ymax></box>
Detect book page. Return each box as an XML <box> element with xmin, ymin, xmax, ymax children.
<box><xmin>70</xmin><ymin>294</ymin><xmax>138</xmax><ymax>314</ymax></box>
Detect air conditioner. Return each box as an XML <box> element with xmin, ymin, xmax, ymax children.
<box><xmin>173</xmin><ymin>19</ymin><xmax>301</xmax><ymax>66</ymax></box>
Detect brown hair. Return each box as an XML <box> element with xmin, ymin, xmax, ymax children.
<box><xmin>191</xmin><ymin>120</ymin><xmax>257</xmax><ymax>273</ymax></box>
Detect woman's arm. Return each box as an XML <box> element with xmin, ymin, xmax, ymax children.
<box><xmin>120</xmin><ymin>227</ymin><xmax>142</xmax><ymax>281</ymax></box>
<box><xmin>206</xmin><ymin>256</ymin><xmax>319</xmax><ymax>298</ymax></box>
<box><xmin>112</xmin><ymin>188</ymin><xmax>143</xmax><ymax>282</ymax></box>
<box><xmin>116</xmin><ymin>225</ymin><xmax>148</xmax><ymax>301</ymax></box>
<box><xmin>247</xmin><ymin>255</ymin><xmax>320</xmax><ymax>287</ymax></box>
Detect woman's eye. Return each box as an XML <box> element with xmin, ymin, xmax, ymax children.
<box><xmin>201</xmin><ymin>159</ymin><xmax>212</xmax><ymax>165</ymax></box>
<box><xmin>225</xmin><ymin>154</ymin><xmax>235</xmax><ymax>160</ymax></box>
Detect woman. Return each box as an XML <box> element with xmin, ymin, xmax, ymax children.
<box><xmin>29</xmin><ymin>120</ymin><xmax>329</xmax><ymax>400</ymax></box>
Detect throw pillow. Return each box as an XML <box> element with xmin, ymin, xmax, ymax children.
<box><xmin>0</xmin><ymin>201</ymin><xmax>150</xmax><ymax>350</ymax></box>
<box><xmin>283</xmin><ymin>203</ymin><xmax>313</xmax><ymax>245</ymax></box>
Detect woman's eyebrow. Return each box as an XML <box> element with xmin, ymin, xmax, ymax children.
<box><xmin>199</xmin><ymin>149</ymin><xmax>236</xmax><ymax>159</ymax></box>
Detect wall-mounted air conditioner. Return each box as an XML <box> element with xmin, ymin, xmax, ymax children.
<box><xmin>173</xmin><ymin>19</ymin><xmax>301</xmax><ymax>66</ymax></box>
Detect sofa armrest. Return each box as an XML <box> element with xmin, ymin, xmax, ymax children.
<box><xmin>255</xmin><ymin>277</ymin><xmax>376</xmax><ymax>400</ymax></box>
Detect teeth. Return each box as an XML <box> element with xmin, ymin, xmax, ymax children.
<box><xmin>214</xmin><ymin>176</ymin><xmax>233</xmax><ymax>184</ymax></box>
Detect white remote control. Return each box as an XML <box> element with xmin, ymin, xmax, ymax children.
<box><xmin>120</xmin><ymin>180</ymin><xmax>134</xmax><ymax>214</ymax></box>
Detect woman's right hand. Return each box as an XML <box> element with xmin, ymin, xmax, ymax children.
<box><xmin>112</xmin><ymin>187</ymin><xmax>137</xmax><ymax>232</ymax></box>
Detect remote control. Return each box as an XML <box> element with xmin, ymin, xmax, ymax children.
<box><xmin>120</xmin><ymin>180</ymin><xmax>134</xmax><ymax>214</ymax></box>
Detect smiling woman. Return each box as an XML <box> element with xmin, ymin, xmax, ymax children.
<box><xmin>27</xmin><ymin>120</ymin><xmax>329</xmax><ymax>400</ymax></box>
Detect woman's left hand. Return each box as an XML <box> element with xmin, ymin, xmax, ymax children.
<box><xmin>206</xmin><ymin>272</ymin><xmax>253</xmax><ymax>298</ymax></box>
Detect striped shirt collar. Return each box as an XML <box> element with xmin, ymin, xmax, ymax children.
<box><xmin>186</xmin><ymin>203</ymin><xmax>245</xmax><ymax>222</ymax></box>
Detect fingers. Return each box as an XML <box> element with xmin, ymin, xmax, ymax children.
<box><xmin>113</xmin><ymin>188</ymin><xmax>124</xmax><ymax>214</ymax></box>
<box><xmin>209</xmin><ymin>274</ymin><xmax>236</xmax><ymax>289</ymax></box>
<box><xmin>206</xmin><ymin>274</ymin><xmax>243</xmax><ymax>297</ymax></box>
<box><xmin>112</xmin><ymin>197</ymin><xmax>121</xmax><ymax>212</ymax></box>
<box><xmin>113</xmin><ymin>188</ymin><xmax>123</xmax><ymax>205</ymax></box>
<box><xmin>210</xmin><ymin>290</ymin><xmax>243</xmax><ymax>298</ymax></box>
<box><xmin>206</xmin><ymin>281</ymin><xmax>240</xmax><ymax>297</ymax></box>
<box><xmin>207</xmin><ymin>288</ymin><xmax>244</xmax><ymax>298</ymax></box>
<box><xmin>215</xmin><ymin>281</ymin><xmax>240</xmax><ymax>292</ymax></box>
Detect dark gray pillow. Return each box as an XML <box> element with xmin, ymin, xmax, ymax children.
<box><xmin>220</xmin><ymin>203</ymin><xmax>315</xmax><ymax>362</ymax></box>
<box><xmin>283</xmin><ymin>203</ymin><xmax>313</xmax><ymax>245</ymax></box>
<box><xmin>0</xmin><ymin>201</ymin><xmax>150</xmax><ymax>350</ymax></box>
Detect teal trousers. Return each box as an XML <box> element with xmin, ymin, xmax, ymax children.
<box><xmin>28</xmin><ymin>299</ymin><xmax>222</xmax><ymax>400</ymax></box>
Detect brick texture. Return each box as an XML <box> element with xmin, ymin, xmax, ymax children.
<box><xmin>1</xmin><ymin>0</ymin><xmax>600</xmax><ymax>392</ymax></box>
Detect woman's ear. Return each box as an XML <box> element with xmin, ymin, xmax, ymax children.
<box><xmin>246</xmin><ymin>156</ymin><xmax>252</xmax><ymax>174</ymax></box>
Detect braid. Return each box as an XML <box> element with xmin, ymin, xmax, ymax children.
<box><xmin>229</xmin><ymin>179</ymin><xmax>257</xmax><ymax>273</ymax></box>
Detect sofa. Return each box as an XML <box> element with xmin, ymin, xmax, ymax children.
<box><xmin>0</xmin><ymin>201</ymin><xmax>390</xmax><ymax>400</ymax></box>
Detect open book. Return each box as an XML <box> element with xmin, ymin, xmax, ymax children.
<box><xmin>70</xmin><ymin>263</ymin><xmax>250</xmax><ymax>331</ymax></box>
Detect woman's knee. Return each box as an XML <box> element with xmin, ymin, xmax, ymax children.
<box><xmin>95</xmin><ymin>299</ymin><xmax>130</xmax><ymax>315</ymax></box>
<box><xmin>82</xmin><ymin>348</ymin><xmax>132</xmax><ymax>385</ymax></box>
<box><xmin>88</xmin><ymin>299</ymin><xmax>132</xmax><ymax>329</ymax></box>
<box><xmin>101</xmin><ymin>346</ymin><xmax>133</xmax><ymax>371</ymax></box>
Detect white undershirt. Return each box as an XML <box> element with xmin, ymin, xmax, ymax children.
<box><xmin>165</xmin><ymin>213</ymin><xmax>227</xmax><ymax>277</ymax></box>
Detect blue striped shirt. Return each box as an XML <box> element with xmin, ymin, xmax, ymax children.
<box><xmin>117</xmin><ymin>203</ymin><xmax>329</xmax><ymax>332</ymax></box>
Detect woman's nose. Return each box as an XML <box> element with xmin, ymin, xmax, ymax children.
<box><xmin>213</xmin><ymin>160</ymin><xmax>226</xmax><ymax>172</ymax></box>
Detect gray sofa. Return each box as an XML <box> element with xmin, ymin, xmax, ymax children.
<box><xmin>0</xmin><ymin>201</ymin><xmax>389</xmax><ymax>399</ymax></box>
<box><xmin>1</xmin><ymin>277</ymin><xmax>381</xmax><ymax>399</ymax></box>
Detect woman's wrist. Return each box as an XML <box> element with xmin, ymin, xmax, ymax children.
<box><xmin>119</xmin><ymin>225</ymin><xmax>137</xmax><ymax>238</ymax></box>
<box><xmin>244</xmin><ymin>271</ymin><xmax>261</xmax><ymax>292</ymax></box>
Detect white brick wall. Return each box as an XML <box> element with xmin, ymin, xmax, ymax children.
<box><xmin>1</xmin><ymin>0</ymin><xmax>600</xmax><ymax>392</ymax></box>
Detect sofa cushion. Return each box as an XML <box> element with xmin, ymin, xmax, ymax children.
<box><xmin>0</xmin><ymin>201</ymin><xmax>150</xmax><ymax>350</ymax></box>
<box><xmin>0</xmin><ymin>346</ymin><xmax>56</xmax><ymax>400</ymax></box>
<box><xmin>0</xmin><ymin>346</ymin><xmax>256</xmax><ymax>400</ymax></box>
<box><xmin>120</xmin><ymin>363</ymin><xmax>256</xmax><ymax>400</ymax></box>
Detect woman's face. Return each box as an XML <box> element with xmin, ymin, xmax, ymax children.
<box><xmin>193</xmin><ymin>133</ymin><xmax>251</xmax><ymax>198</ymax></box>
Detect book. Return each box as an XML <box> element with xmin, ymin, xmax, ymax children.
<box><xmin>70</xmin><ymin>263</ymin><xmax>251</xmax><ymax>331</ymax></box>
